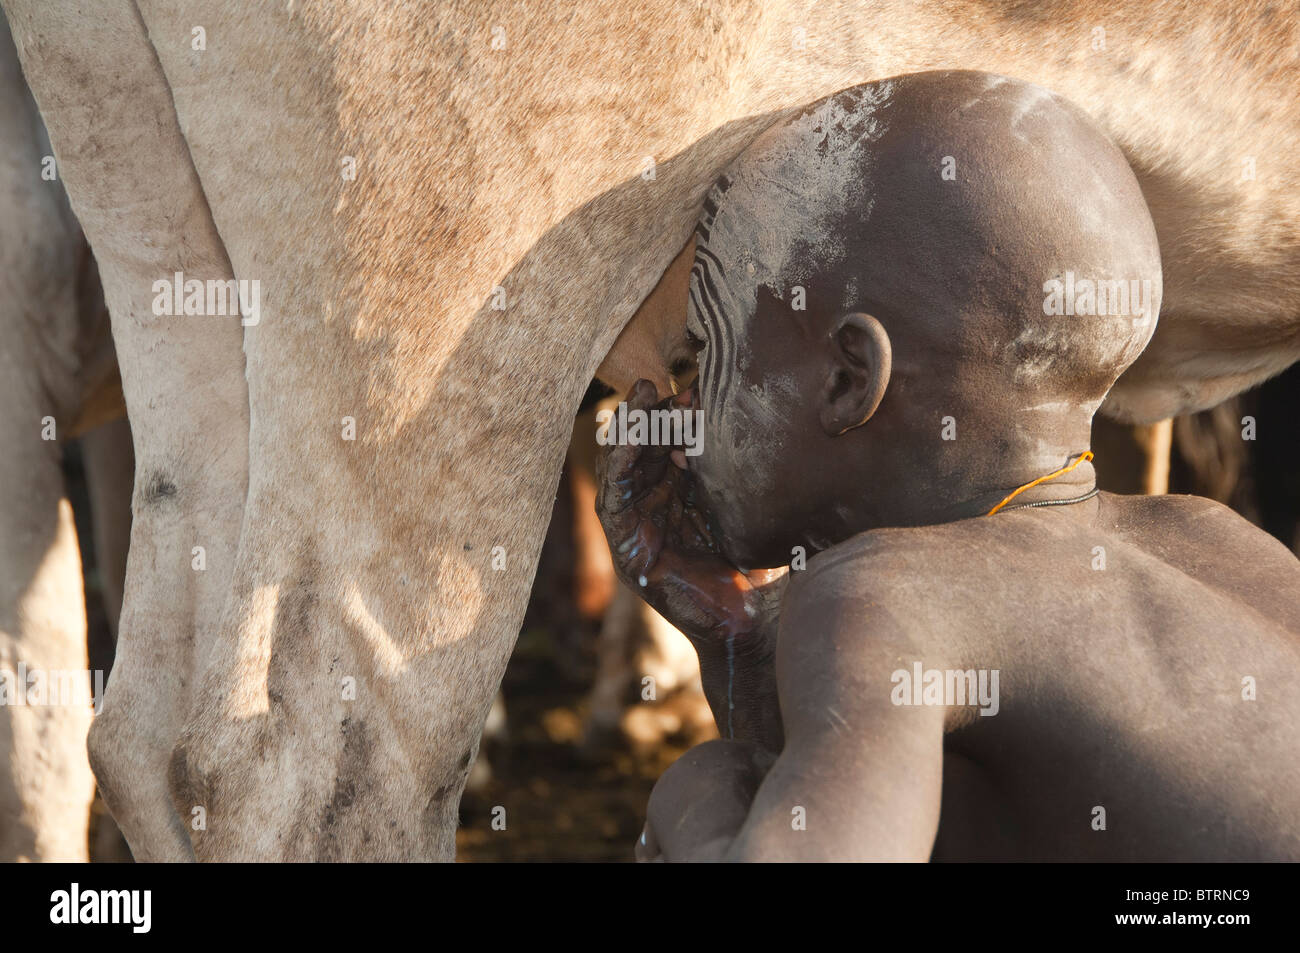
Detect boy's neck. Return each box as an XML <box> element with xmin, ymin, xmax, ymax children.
<box><xmin>879</xmin><ymin>415</ymin><xmax>1099</xmax><ymax>527</ymax></box>
<box><xmin>942</xmin><ymin>440</ymin><xmax>1099</xmax><ymax>523</ymax></box>
<box><xmin>958</xmin><ymin>460</ymin><xmax>1099</xmax><ymax>521</ymax></box>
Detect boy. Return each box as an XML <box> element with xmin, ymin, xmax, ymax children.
<box><xmin>596</xmin><ymin>71</ymin><xmax>1300</xmax><ymax>861</ymax></box>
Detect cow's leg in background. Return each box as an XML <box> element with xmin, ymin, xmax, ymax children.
<box><xmin>4</xmin><ymin>0</ymin><xmax>251</xmax><ymax>861</ymax></box>
<box><xmin>0</xmin><ymin>13</ymin><xmax>94</xmax><ymax>860</ymax></box>
<box><xmin>79</xmin><ymin>416</ymin><xmax>133</xmax><ymax>646</ymax></box>
<box><xmin>570</xmin><ymin>407</ymin><xmax>618</xmax><ymax>637</ymax></box>
<box><xmin>67</xmin><ymin>254</ymin><xmax>134</xmax><ymax>650</ymax></box>
<box><xmin>1136</xmin><ymin>420</ymin><xmax>1174</xmax><ymax>495</ymax></box>
<box><xmin>76</xmin><ymin>413</ymin><xmax>135</xmax><ymax>862</ymax></box>
<box><xmin>0</xmin><ymin>438</ymin><xmax>92</xmax><ymax>861</ymax></box>
<box><xmin>1092</xmin><ymin>417</ymin><xmax>1174</xmax><ymax>496</ymax></box>
<box><xmin>587</xmin><ymin>585</ymin><xmax>711</xmax><ymax>752</ymax></box>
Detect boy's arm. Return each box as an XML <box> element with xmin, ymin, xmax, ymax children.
<box><xmin>643</xmin><ymin>576</ymin><xmax>946</xmax><ymax>862</ymax></box>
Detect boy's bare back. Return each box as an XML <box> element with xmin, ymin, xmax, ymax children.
<box><xmin>779</xmin><ymin>493</ymin><xmax>1300</xmax><ymax>861</ymax></box>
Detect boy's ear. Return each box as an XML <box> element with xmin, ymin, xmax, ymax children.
<box><xmin>819</xmin><ymin>312</ymin><xmax>892</xmax><ymax>436</ymax></box>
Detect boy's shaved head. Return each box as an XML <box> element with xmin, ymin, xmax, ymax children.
<box><xmin>685</xmin><ymin>70</ymin><xmax>1163</xmax><ymax>567</ymax></box>
<box><xmin>691</xmin><ymin>70</ymin><xmax>1159</xmax><ymax>409</ymax></box>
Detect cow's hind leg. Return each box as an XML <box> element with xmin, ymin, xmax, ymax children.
<box><xmin>0</xmin><ymin>451</ymin><xmax>94</xmax><ymax>861</ymax></box>
<box><xmin>0</xmin><ymin>407</ymin><xmax>94</xmax><ymax>860</ymax></box>
<box><xmin>0</xmin><ymin>13</ymin><xmax>94</xmax><ymax>857</ymax></box>
<box><xmin>4</xmin><ymin>0</ymin><xmax>251</xmax><ymax>861</ymax></box>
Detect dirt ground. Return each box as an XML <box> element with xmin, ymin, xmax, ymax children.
<box><xmin>456</xmin><ymin>626</ymin><xmax>693</xmax><ymax>863</ymax></box>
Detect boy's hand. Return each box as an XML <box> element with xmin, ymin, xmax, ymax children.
<box><xmin>596</xmin><ymin>380</ymin><xmax>786</xmax><ymax>751</ymax></box>
<box><xmin>635</xmin><ymin>739</ymin><xmax>775</xmax><ymax>862</ymax></box>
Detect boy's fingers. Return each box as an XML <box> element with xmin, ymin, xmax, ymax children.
<box><xmin>595</xmin><ymin>377</ymin><xmax>657</xmax><ymax>492</ymax></box>
<box><xmin>597</xmin><ymin>428</ymin><xmax>672</xmax><ymax>518</ymax></box>
<box><xmin>620</xmin><ymin>515</ymin><xmax>663</xmax><ymax>580</ymax></box>
<box><xmin>598</xmin><ymin>442</ymin><xmax>666</xmax><ymax>519</ymax></box>
<box><xmin>598</xmin><ymin>441</ymin><xmax>643</xmax><ymax>514</ymax></box>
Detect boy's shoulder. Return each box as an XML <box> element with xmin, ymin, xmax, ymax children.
<box><xmin>790</xmin><ymin>508</ymin><xmax>1051</xmax><ymax>608</ymax></box>
<box><xmin>779</xmin><ymin>515</ymin><xmax>1009</xmax><ymax>653</ymax></box>
<box><xmin>786</xmin><ymin>492</ymin><xmax>1299</xmax><ymax>625</ymax></box>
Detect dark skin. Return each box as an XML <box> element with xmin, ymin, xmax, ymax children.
<box><xmin>624</xmin><ymin>487</ymin><xmax>1300</xmax><ymax>861</ymax></box>
<box><xmin>597</xmin><ymin>71</ymin><xmax>1300</xmax><ymax>861</ymax></box>
<box><xmin>596</xmin><ymin>380</ymin><xmax>786</xmax><ymax>753</ymax></box>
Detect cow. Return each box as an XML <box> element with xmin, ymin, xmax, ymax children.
<box><xmin>2</xmin><ymin>0</ymin><xmax>1295</xmax><ymax>860</ymax></box>
<box><xmin>0</xmin><ymin>10</ymin><xmax>133</xmax><ymax>859</ymax></box>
